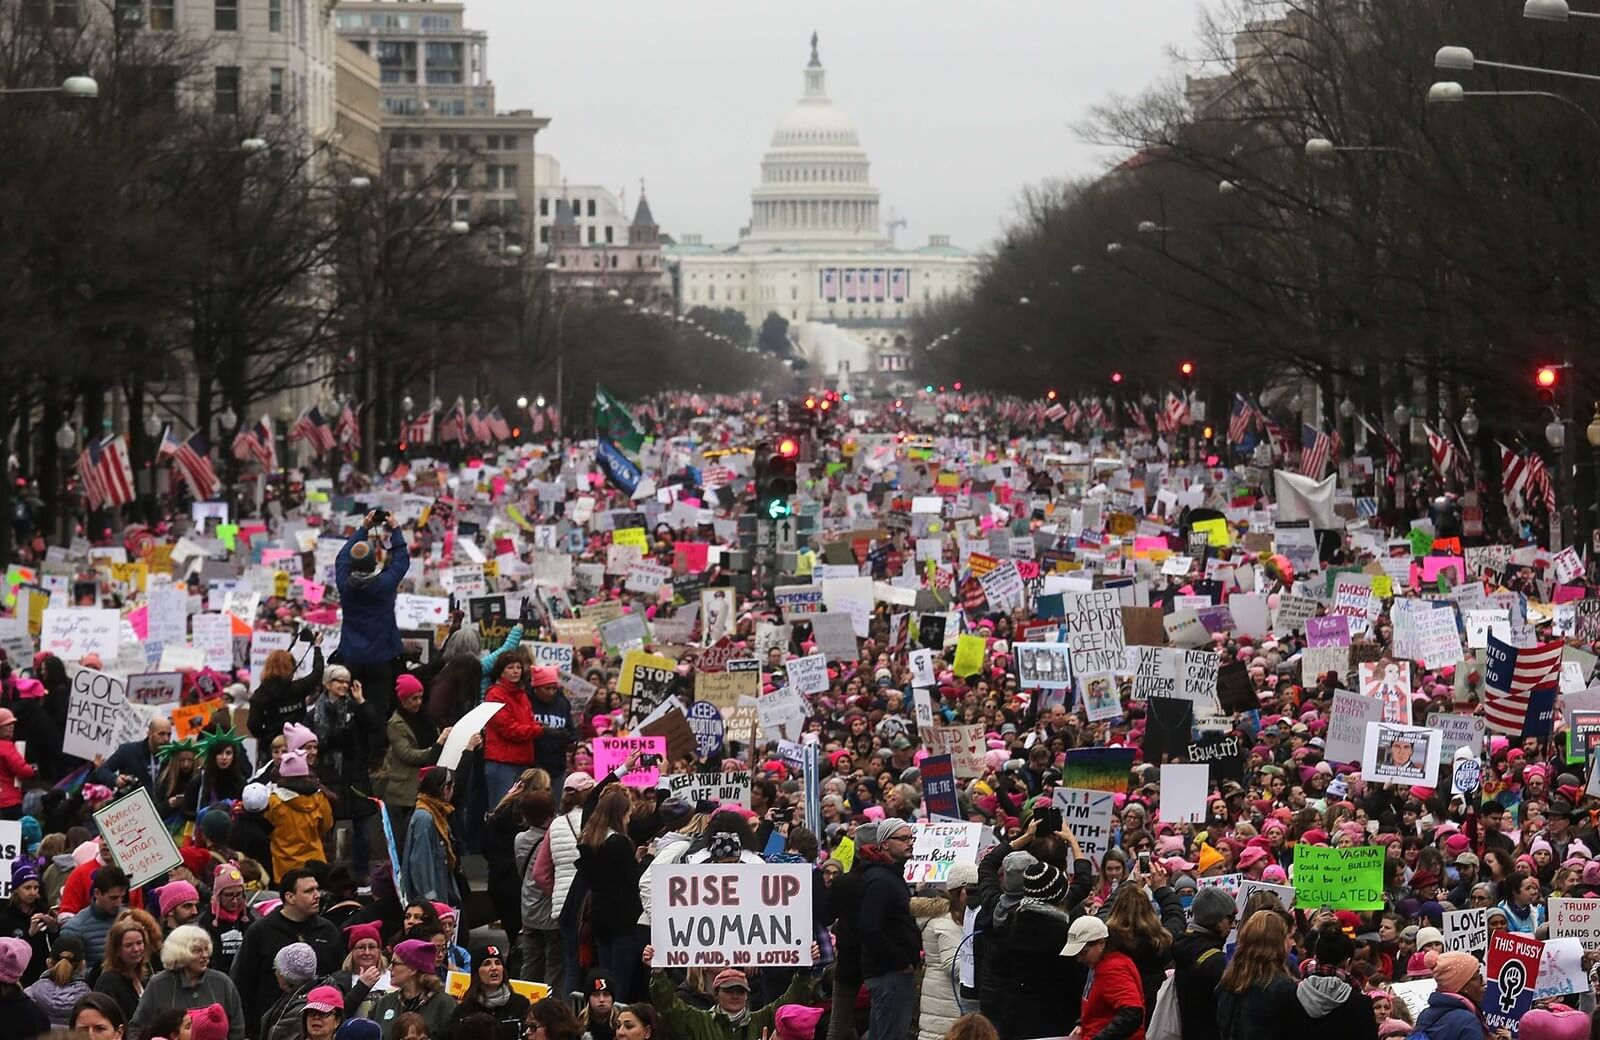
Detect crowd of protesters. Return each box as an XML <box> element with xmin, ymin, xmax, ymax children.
<box><xmin>0</xmin><ymin>391</ymin><xmax>1595</xmax><ymax>1040</ymax></box>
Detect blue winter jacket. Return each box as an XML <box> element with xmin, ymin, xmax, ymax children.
<box><xmin>1411</xmin><ymin>991</ymin><xmax>1486</xmax><ymax>1040</ymax></box>
<box><xmin>334</xmin><ymin>527</ymin><xmax>409</xmax><ymax>666</ymax></box>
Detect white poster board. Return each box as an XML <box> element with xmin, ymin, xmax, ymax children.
<box><xmin>648</xmin><ymin>862</ymin><xmax>813</xmax><ymax>967</ymax></box>
<box><xmin>1052</xmin><ymin>787</ymin><xmax>1115</xmax><ymax>862</ymax></box>
<box><xmin>92</xmin><ymin>787</ymin><xmax>183</xmax><ymax>888</ymax></box>
<box><xmin>40</xmin><ymin>607</ymin><xmax>120</xmax><ymax>662</ymax></box>
<box><xmin>902</xmin><ymin>820</ymin><xmax>986</xmax><ymax>886</ymax></box>
<box><xmin>63</xmin><ymin>667</ymin><xmax>131</xmax><ymax>763</ymax></box>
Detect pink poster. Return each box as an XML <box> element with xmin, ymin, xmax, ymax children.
<box><xmin>595</xmin><ymin>735</ymin><xmax>667</xmax><ymax>787</ymax></box>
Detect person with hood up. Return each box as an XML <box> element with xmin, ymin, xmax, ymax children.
<box><xmin>1409</xmin><ymin>951</ymin><xmax>1492</xmax><ymax>1040</ymax></box>
<box><xmin>1170</xmin><ymin>887</ymin><xmax>1234</xmax><ymax>1040</ymax></box>
<box><xmin>856</xmin><ymin>816</ymin><xmax>921</xmax><ymax>1040</ymax></box>
<box><xmin>334</xmin><ymin>511</ymin><xmax>409</xmax><ymax>732</ymax></box>
<box><xmin>265</xmin><ymin>742</ymin><xmax>334</xmax><ymax>881</ymax></box>
<box><xmin>1294</xmin><ymin>923</ymin><xmax>1377</xmax><ymax>1040</ymax></box>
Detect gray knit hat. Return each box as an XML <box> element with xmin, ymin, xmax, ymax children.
<box><xmin>274</xmin><ymin>942</ymin><xmax>319</xmax><ymax>984</ymax></box>
<box><xmin>1191</xmin><ymin>886</ymin><xmax>1237</xmax><ymax>929</ymax></box>
<box><xmin>1001</xmin><ymin>851</ymin><xmax>1037</xmax><ymax>895</ymax></box>
<box><xmin>854</xmin><ymin>822</ymin><xmax>880</xmax><ymax>847</ymax></box>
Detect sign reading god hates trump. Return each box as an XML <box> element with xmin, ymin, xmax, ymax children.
<box><xmin>649</xmin><ymin>863</ymin><xmax>813</xmax><ymax>968</ymax></box>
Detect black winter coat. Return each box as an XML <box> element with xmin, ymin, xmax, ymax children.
<box><xmin>999</xmin><ymin>902</ymin><xmax>1085</xmax><ymax>1040</ymax></box>
<box><xmin>856</xmin><ymin>858</ymin><xmax>920</xmax><ymax>978</ymax></box>
<box><xmin>1293</xmin><ymin>973</ymin><xmax>1378</xmax><ymax>1040</ymax></box>
<box><xmin>247</xmin><ymin>648</ymin><xmax>325</xmax><ymax>744</ymax></box>
<box><xmin>1171</xmin><ymin>927</ymin><xmax>1227</xmax><ymax>1040</ymax></box>
<box><xmin>1217</xmin><ymin>976</ymin><xmax>1299</xmax><ymax>1040</ymax></box>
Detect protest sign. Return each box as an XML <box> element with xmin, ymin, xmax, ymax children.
<box><xmin>785</xmin><ymin>653</ymin><xmax>830</xmax><ymax>696</ymax></box>
<box><xmin>1015</xmin><ymin>642</ymin><xmax>1072</xmax><ymax>689</ymax></box>
<box><xmin>92</xmin><ymin>787</ymin><xmax>183</xmax><ymax>888</ymax></box>
<box><xmin>921</xmin><ymin>755</ymin><xmax>959</xmax><ymax>819</ymax></box>
<box><xmin>439</xmin><ymin>702</ymin><xmax>503</xmax><ymax>770</ymax></box>
<box><xmin>757</xmin><ymin>687</ymin><xmax>806</xmax><ymax>741</ymax></box>
<box><xmin>665</xmin><ymin>769</ymin><xmax>752</xmax><ymax>808</ymax></box>
<box><xmin>0</xmin><ymin>821</ymin><xmax>18</xmax><ymax>898</ymax></box>
<box><xmin>1185</xmin><ymin>735</ymin><xmax>1245</xmax><ymax>783</ymax></box>
<box><xmin>1533</xmin><ymin>938</ymin><xmax>1589</xmax><ymax>1001</ymax></box>
<box><xmin>126</xmin><ymin>671</ymin><xmax>183</xmax><ymax>706</ymax></box>
<box><xmin>774</xmin><ymin>586</ymin><xmax>824</xmax><ymax>620</ymax></box>
<box><xmin>1358</xmin><ymin>659</ymin><xmax>1414</xmax><ymax>725</ymax></box>
<box><xmin>903</xmin><ymin>820</ymin><xmax>986</xmax><ymax>886</ymax></box>
<box><xmin>41</xmin><ymin>607</ymin><xmax>119</xmax><ymax>662</ymax></box>
<box><xmin>171</xmin><ymin>698</ymin><xmax>225</xmax><ymax>741</ymax></box>
<box><xmin>1063</xmin><ymin>747</ymin><xmax>1136</xmax><ymax>793</ymax></box>
<box><xmin>1483</xmin><ymin>932</ymin><xmax>1543</xmax><ymax>1036</ymax></box>
<box><xmin>1235</xmin><ymin>879</ymin><xmax>1295</xmax><ymax>914</ymax></box>
<box><xmin>1389</xmin><ymin>980</ymin><xmax>1436</xmax><ymax>1020</ymax></box>
<box><xmin>649</xmin><ymin>863</ymin><xmax>813</xmax><ymax>967</ymax></box>
<box><xmin>927</xmin><ymin>724</ymin><xmax>986</xmax><ymax>779</ymax></box>
<box><xmin>1330</xmin><ymin>573</ymin><xmax>1376</xmax><ymax>637</ymax></box>
<box><xmin>1133</xmin><ymin>646</ymin><xmax>1178</xmax><ymax>701</ymax></box>
<box><xmin>1063</xmin><ymin>589</ymin><xmax>1126</xmax><ymax>675</ymax></box>
<box><xmin>1550</xmin><ymin>897</ymin><xmax>1600</xmax><ymax>945</ymax></box>
<box><xmin>1180</xmin><ymin>649</ymin><xmax>1220</xmax><ymax>715</ymax></box>
<box><xmin>1291</xmin><ymin>845</ymin><xmax>1385</xmax><ymax>909</ymax></box>
<box><xmin>1363</xmin><ymin>722</ymin><xmax>1442</xmax><ymax>786</ymax></box>
<box><xmin>1444</xmin><ymin>907</ymin><xmax>1488</xmax><ymax>955</ymax></box>
<box><xmin>695</xmin><ymin>669</ymin><xmax>758</xmax><ymax>710</ymax></box>
<box><xmin>909</xmin><ymin>648</ymin><xmax>936</xmax><ymax>688</ymax></box>
<box><xmin>529</xmin><ymin>642</ymin><xmax>576</xmax><ymax>672</ymax></box>
<box><xmin>686</xmin><ymin>701</ymin><xmax>725</xmax><ymax>758</ymax></box>
<box><xmin>595</xmin><ymin>735</ymin><xmax>667</xmax><ymax>787</ymax></box>
<box><xmin>912</xmin><ymin>688</ymin><xmax>935</xmax><ymax>732</ymax></box>
<box><xmin>618</xmin><ymin>651</ymin><xmax>676</xmax><ymax>698</ymax></box>
<box><xmin>63</xmin><ymin>667</ymin><xmax>130</xmax><ymax>763</ymax></box>
<box><xmin>1158</xmin><ymin>764</ymin><xmax>1209</xmax><ymax>822</ymax></box>
<box><xmin>1052</xmin><ymin>787</ymin><xmax>1115</xmax><ymax>861</ymax></box>
<box><xmin>1428</xmin><ymin>712</ymin><xmax>1485</xmax><ymax>763</ymax></box>
<box><xmin>1325</xmin><ymin>690</ymin><xmax>1381</xmax><ymax>765</ymax></box>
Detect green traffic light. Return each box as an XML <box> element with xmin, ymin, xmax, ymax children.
<box><xmin>765</xmin><ymin>499</ymin><xmax>792</xmax><ymax>519</ymax></box>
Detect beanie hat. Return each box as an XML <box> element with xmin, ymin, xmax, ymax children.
<box><xmin>531</xmin><ymin>665</ymin><xmax>560</xmax><ymax>687</ymax></box>
<box><xmin>1432</xmin><ymin>951</ymin><xmax>1480</xmax><ymax>994</ymax></box>
<box><xmin>395</xmin><ymin>673</ymin><xmax>423</xmax><ymax>700</ymax></box>
<box><xmin>1519</xmin><ymin>1004</ymin><xmax>1591</xmax><ymax>1040</ymax></box>
<box><xmin>1000</xmin><ymin>850</ymin><xmax>1036</xmax><ymax>894</ymax></box>
<box><xmin>1191</xmin><ymin>886</ymin><xmax>1236</xmax><ymax>929</ymax></box>
<box><xmin>336</xmin><ymin>1022</ymin><xmax>383</xmax><ymax>1040</ymax></box>
<box><xmin>213</xmin><ymin>863</ymin><xmax>245</xmax><ymax>897</ymax></box>
<box><xmin>1022</xmin><ymin>861</ymin><xmax>1067</xmax><ymax>903</ymax></box>
<box><xmin>156</xmin><ymin>879</ymin><xmax>200</xmax><ymax>918</ymax></box>
<box><xmin>945</xmin><ymin>863</ymin><xmax>980</xmax><ymax>890</ymax></box>
<box><xmin>345</xmin><ymin>922</ymin><xmax>384</xmax><ymax>951</ymax></box>
<box><xmin>198</xmin><ymin>808</ymin><xmax>233</xmax><ymax>846</ymax></box>
<box><xmin>187</xmin><ymin>1003</ymin><xmax>231</xmax><ymax>1040</ymax></box>
<box><xmin>1196</xmin><ymin>843</ymin><xmax>1225</xmax><ymax>874</ymax></box>
<box><xmin>707</xmin><ymin>832</ymin><xmax>744</xmax><ymax>861</ymax></box>
<box><xmin>775</xmin><ymin>1004</ymin><xmax>825</xmax><ymax>1040</ymax></box>
<box><xmin>348</xmin><ymin>540</ymin><xmax>378</xmax><ymax>573</ymax></box>
<box><xmin>854</xmin><ymin>822</ymin><xmax>880</xmax><ymax>847</ymax></box>
<box><xmin>10</xmin><ymin>860</ymin><xmax>37</xmax><ymax>889</ymax></box>
<box><xmin>280</xmin><ymin>749</ymin><xmax>310</xmax><ymax>778</ymax></box>
<box><xmin>876</xmin><ymin>818</ymin><xmax>912</xmax><ymax>843</ymax></box>
<box><xmin>274</xmin><ymin>942</ymin><xmax>319</xmax><ymax>984</ymax></box>
<box><xmin>0</xmin><ymin>936</ymin><xmax>29</xmax><ymax>984</ymax></box>
<box><xmin>283</xmin><ymin>723</ymin><xmax>317</xmax><ymax>752</ymax></box>
<box><xmin>393</xmin><ymin>939</ymin><xmax>437</xmax><ymax>976</ymax></box>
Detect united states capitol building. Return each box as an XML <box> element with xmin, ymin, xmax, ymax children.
<box><xmin>666</xmin><ymin>35</ymin><xmax>980</xmax><ymax>392</ymax></box>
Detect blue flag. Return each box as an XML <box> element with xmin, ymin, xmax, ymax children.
<box><xmin>596</xmin><ymin>438</ymin><xmax>641</xmax><ymax>494</ymax></box>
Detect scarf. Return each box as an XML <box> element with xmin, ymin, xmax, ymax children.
<box><xmin>416</xmin><ymin>793</ymin><xmax>459</xmax><ymax>869</ymax></box>
<box><xmin>857</xmin><ymin>843</ymin><xmax>895</xmax><ymax>865</ymax></box>
<box><xmin>481</xmin><ymin>985</ymin><xmax>512</xmax><ymax>1009</ymax></box>
<box><xmin>400</xmin><ymin>703</ymin><xmax>438</xmax><ymax>752</ymax></box>
<box><xmin>714</xmin><ymin>1005</ymin><xmax>751</xmax><ymax>1029</ymax></box>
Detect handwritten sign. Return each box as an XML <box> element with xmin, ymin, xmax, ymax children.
<box><xmin>665</xmin><ymin>769</ymin><xmax>752</xmax><ymax>808</ymax></box>
<box><xmin>649</xmin><ymin>863</ymin><xmax>813</xmax><ymax>967</ymax></box>
<box><xmin>92</xmin><ymin>787</ymin><xmax>183</xmax><ymax>888</ymax></box>
<box><xmin>595</xmin><ymin>735</ymin><xmax>667</xmax><ymax>787</ymax></box>
<box><xmin>903</xmin><ymin>820</ymin><xmax>986</xmax><ymax>886</ymax></box>
<box><xmin>1292</xmin><ymin>845</ymin><xmax>1385</xmax><ymax>909</ymax></box>
<box><xmin>127</xmin><ymin>672</ymin><xmax>183</xmax><ymax>707</ymax></box>
<box><xmin>1064</xmin><ymin>589</ymin><xmax>1126</xmax><ymax>675</ymax></box>
<box><xmin>63</xmin><ymin>667</ymin><xmax>130</xmax><ymax>762</ymax></box>
<box><xmin>1052</xmin><ymin>787</ymin><xmax>1115</xmax><ymax>862</ymax></box>
<box><xmin>40</xmin><ymin>607</ymin><xmax>120</xmax><ymax>662</ymax></box>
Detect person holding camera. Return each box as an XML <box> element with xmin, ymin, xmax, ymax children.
<box><xmin>334</xmin><ymin>510</ymin><xmax>409</xmax><ymax>732</ymax></box>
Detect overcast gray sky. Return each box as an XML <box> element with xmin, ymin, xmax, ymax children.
<box><xmin>471</xmin><ymin>1</ymin><xmax>1210</xmax><ymax>253</ymax></box>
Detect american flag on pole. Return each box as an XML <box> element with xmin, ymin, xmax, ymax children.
<box><xmin>437</xmin><ymin>404</ymin><xmax>465</xmax><ymax>444</ymax></box>
<box><xmin>486</xmin><ymin>407</ymin><xmax>511</xmax><ymax>441</ymax></box>
<box><xmin>401</xmin><ymin>409</ymin><xmax>435</xmax><ymax>446</ymax></box>
<box><xmin>1063</xmin><ymin>400</ymin><xmax>1083</xmax><ymax>433</ymax></box>
<box><xmin>1125</xmin><ymin>401</ymin><xmax>1150</xmax><ymax>435</ymax></box>
<box><xmin>1483</xmin><ymin>632</ymin><xmax>1563</xmax><ymax>736</ymax></box>
<box><xmin>159</xmin><ymin>427</ymin><xmax>220</xmax><ymax>501</ymax></box>
<box><xmin>1425</xmin><ymin>424</ymin><xmax>1458</xmax><ymax>481</ymax></box>
<box><xmin>1499</xmin><ymin>442</ymin><xmax>1555</xmax><ymax>514</ymax></box>
<box><xmin>1165</xmin><ymin>392</ymin><xmax>1189</xmax><ymax>429</ymax></box>
<box><xmin>467</xmin><ymin>408</ymin><xmax>493</xmax><ymax>444</ymax></box>
<box><xmin>288</xmin><ymin>406</ymin><xmax>336</xmax><ymax>456</ymax></box>
<box><xmin>336</xmin><ymin>400</ymin><xmax>361</xmax><ymax>450</ymax></box>
<box><xmin>77</xmin><ymin>435</ymin><xmax>136</xmax><ymax>509</ymax></box>
<box><xmin>1087</xmin><ymin>398</ymin><xmax>1106</xmax><ymax>431</ymax></box>
<box><xmin>1361</xmin><ymin>413</ymin><xmax>1403</xmax><ymax>477</ymax></box>
<box><xmin>232</xmin><ymin>417</ymin><xmax>277</xmax><ymax>471</ymax></box>
<box><xmin>1043</xmin><ymin>402</ymin><xmax>1066</xmax><ymax>423</ymax></box>
<box><xmin>1259</xmin><ymin>406</ymin><xmax>1289</xmax><ymax>460</ymax></box>
<box><xmin>1228</xmin><ymin>394</ymin><xmax>1257</xmax><ymax>446</ymax></box>
<box><xmin>1299</xmin><ymin>423</ymin><xmax>1332</xmax><ymax>478</ymax></box>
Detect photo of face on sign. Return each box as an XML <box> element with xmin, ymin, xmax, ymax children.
<box><xmin>701</xmin><ymin>588</ymin><xmax>735</xmax><ymax>646</ymax></box>
<box><xmin>1080</xmin><ymin>672</ymin><xmax>1122</xmax><ymax>723</ymax></box>
<box><xmin>1363</xmin><ymin>721</ymin><xmax>1441</xmax><ymax>786</ymax></box>
<box><xmin>1359</xmin><ymin>658</ymin><xmax>1413</xmax><ymax>725</ymax></box>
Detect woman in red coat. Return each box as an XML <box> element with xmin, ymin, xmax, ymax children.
<box><xmin>0</xmin><ymin>708</ymin><xmax>36</xmax><ymax>819</ymax></box>
<box><xmin>483</xmin><ymin>650</ymin><xmax>542</xmax><ymax>807</ymax></box>
<box><xmin>1065</xmin><ymin>915</ymin><xmax>1146</xmax><ymax>1040</ymax></box>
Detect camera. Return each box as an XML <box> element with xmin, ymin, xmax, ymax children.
<box><xmin>1138</xmin><ymin>852</ymin><xmax>1151</xmax><ymax>871</ymax></box>
<box><xmin>638</xmin><ymin>753</ymin><xmax>663</xmax><ymax>769</ymax></box>
<box><xmin>772</xmin><ymin>805</ymin><xmax>795</xmax><ymax>822</ymax></box>
<box><xmin>1036</xmin><ymin>805</ymin><xmax>1062</xmax><ymax>836</ymax></box>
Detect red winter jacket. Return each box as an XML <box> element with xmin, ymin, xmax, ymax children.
<box><xmin>484</xmin><ymin>682</ymin><xmax>544</xmax><ymax>767</ymax></box>
<box><xmin>1079</xmin><ymin>949</ymin><xmax>1146</xmax><ymax>1040</ymax></box>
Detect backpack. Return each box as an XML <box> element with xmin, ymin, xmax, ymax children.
<box><xmin>1148</xmin><ymin>947</ymin><xmax>1222</xmax><ymax>1040</ymax></box>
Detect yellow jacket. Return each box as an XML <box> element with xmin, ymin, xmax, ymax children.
<box><xmin>265</xmin><ymin>786</ymin><xmax>333</xmax><ymax>878</ymax></box>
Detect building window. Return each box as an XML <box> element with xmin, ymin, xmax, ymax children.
<box><xmin>214</xmin><ymin>66</ymin><xmax>240</xmax><ymax>114</ymax></box>
<box><xmin>709</xmin><ymin>286</ymin><xmax>716</xmax><ymax>301</ymax></box>
<box><xmin>426</xmin><ymin>69</ymin><xmax>462</xmax><ymax>85</ymax></box>
<box><xmin>485</xmin><ymin>164</ymin><xmax>515</xmax><ymax>190</ymax></box>
<box><xmin>269</xmin><ymin>68</ymin><xmax>284</xmax><ymax>114</ymax></box>
<box><xmin>610</xmin><ymin>256</ymin><xmax>618</xmax><ymax>268</ymax></box>
<box><xmin>636</xmin><ymin>255</ymin><xmax>643</xmax><ymax>269</ymax></box>
<box><xmin>586</xmin><ymin>199</ymin><xmax>596</xmax><ymax>217</ymax></box>
<box><xmin>538</xmin><ymin>198</ymin><xmax>549</xmax><ymax>217</ymax></box>
<box><xmin>382</xmin><ymin>97</ymin><xmax>420</xmax><ymax>115</ymax></box>
<box><xmin>214</xmin><ymin>0</ymin><xmax>237</xmax><ymax>31</ymax></box>
<box><xmin>269</xmin><ymin>0</ymin><xmax>281</xmax><ymax>31</ymax></box>
<box><xmin>432</xmin><ymin>99</ymin><xmax>465</xmax><ymax>116</ymax></box>
<box><xmin>540</xmin><ymin>226</ymin><xmax>550</xmax><ymax>244</ymax></box>
<box><xmin>334</xmin><ymin>11</ymin><xmax>362</xmax><ymax>28</ymax></box>
<box><xmin>604</xmin><ymin>226</ymin><xmax>614</xmax><ymax>244</ymax></box>
<box><xmin>586</xmin><ymin>227</ymin><xmax>595</xmax><ymax>244</ymax></box>
<box><xmin>447</xmin><ymin>165</ymin><xmax>472</xmax><ymax>190</ymax></box>
<box><xmin>149</xmin><ymin>0</ymin><xmax>174</xmax><ymax>29</ymax></box>
<box><xmin>380</xmin><ymin>68</ymin><xmax>417</xmax><ymax>84</ymax></box>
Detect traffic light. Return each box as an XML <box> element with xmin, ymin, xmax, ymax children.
<box><xmin>1047</xmin><ymin>389</ymin><xmax>1058</xmax><ymax>401</ymax></box>
<box><xmin>1537</xmin><ymin>366</ymin><xmax>1559</xmax><ymax>405</ymax></box>
<box><xmin>1180</xmin><ymin>361</ymin><xmax>1195</xmax><ymax>379</ymax></box>
<box><xmin>1111</xmin><ymin>371</ymin><xmax>1123</xmax><ymax>384</ymax></box>
<box><xmin>755</xmin><ymin>439</ymin><xmax>797</xmax><ymax>520</ymax></box>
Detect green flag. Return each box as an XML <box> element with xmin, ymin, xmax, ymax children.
<box><xmin>594</xmin><ymin>385</ymin><xmax>645</xmax><ymax>455</ymax></box>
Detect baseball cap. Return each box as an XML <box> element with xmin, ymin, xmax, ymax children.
<box><xmin>304</xmin><ymin>985</ymin><xmax>345</xmax><ymax>1014</ymax></box>
<box><xmin>1061</xmin><ymin>915</ymin><xmax>1109</xmax><ymax>956</ymax></box>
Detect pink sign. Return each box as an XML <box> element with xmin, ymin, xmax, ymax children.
<box><xmin>594</xmin><ymin>735</ymin><xmax>667</xmax><ymax>787</ymax></box>
<box><xmin>1420</xmin><ymin>556</ymin><xmax>1466</xmax><ymax>585</ymax></box>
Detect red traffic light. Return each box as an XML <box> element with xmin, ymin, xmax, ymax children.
<box><xmin>1180</xmin><ymin>361</ymin><xmax>1195</xmax><ymax>377</ymax></box>
<box><xmin>1047</xmin><ymin>390</ymin><xmax>1058</xmax><ymax>401</ymax></box>
<box><xmin>818</xmin><ymin>399</ymin><xmax>831</xmax><ymax>411</ymax></box>
<box><xmin>953</xmin><ymin>381</ymin><xmax>963</xmax><ymax>391</ymax></box>
<box><xmin>1111</xmin><ymin>371</ymin><xmax>1123</xmax><ymax>384</ymax></box>
<box><xmin>777</xmin><ymin>437</ymin><xmax>799</xmax><ymax>459</ymax></box>
<box><xmin>1537</xmin><ymin>367</ymin><xmax>1558</xmax><ymax>388</ymax></box>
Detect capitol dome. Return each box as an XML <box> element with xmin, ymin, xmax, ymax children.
<box><xmin>742</xmin><ymin>34</ymin><xmax>889</xmax><ymax>253</ymax></box>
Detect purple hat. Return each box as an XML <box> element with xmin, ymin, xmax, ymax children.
<box><xmin>393</xmin><ymin>938</ymin><xmax>437</xmax><ymax>976</ymax></box>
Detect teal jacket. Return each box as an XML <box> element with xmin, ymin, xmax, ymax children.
<box><xmin>649</xmin><ymin>968</ymin><xmax>815</xmax><ymax>1040</ymax></box>
<box><xmin>479</xmin><ymin>623</ymin><xmax>525</xmax><ymax>698</ymax></box>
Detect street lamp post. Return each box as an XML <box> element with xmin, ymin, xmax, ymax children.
<box><xmin>142</xmin><ymin>413</ymin><xmax>163</xmax><ymax>523</ymax></box>
<box><xmin>277</xmin><ymin>404</ymin><xmax>295</xmax><ymax>505</ymax></box>
<box><xmin>54</xmin><ymin>421</ymin><xmax>75</xmax><ymax>545</ymax></box>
